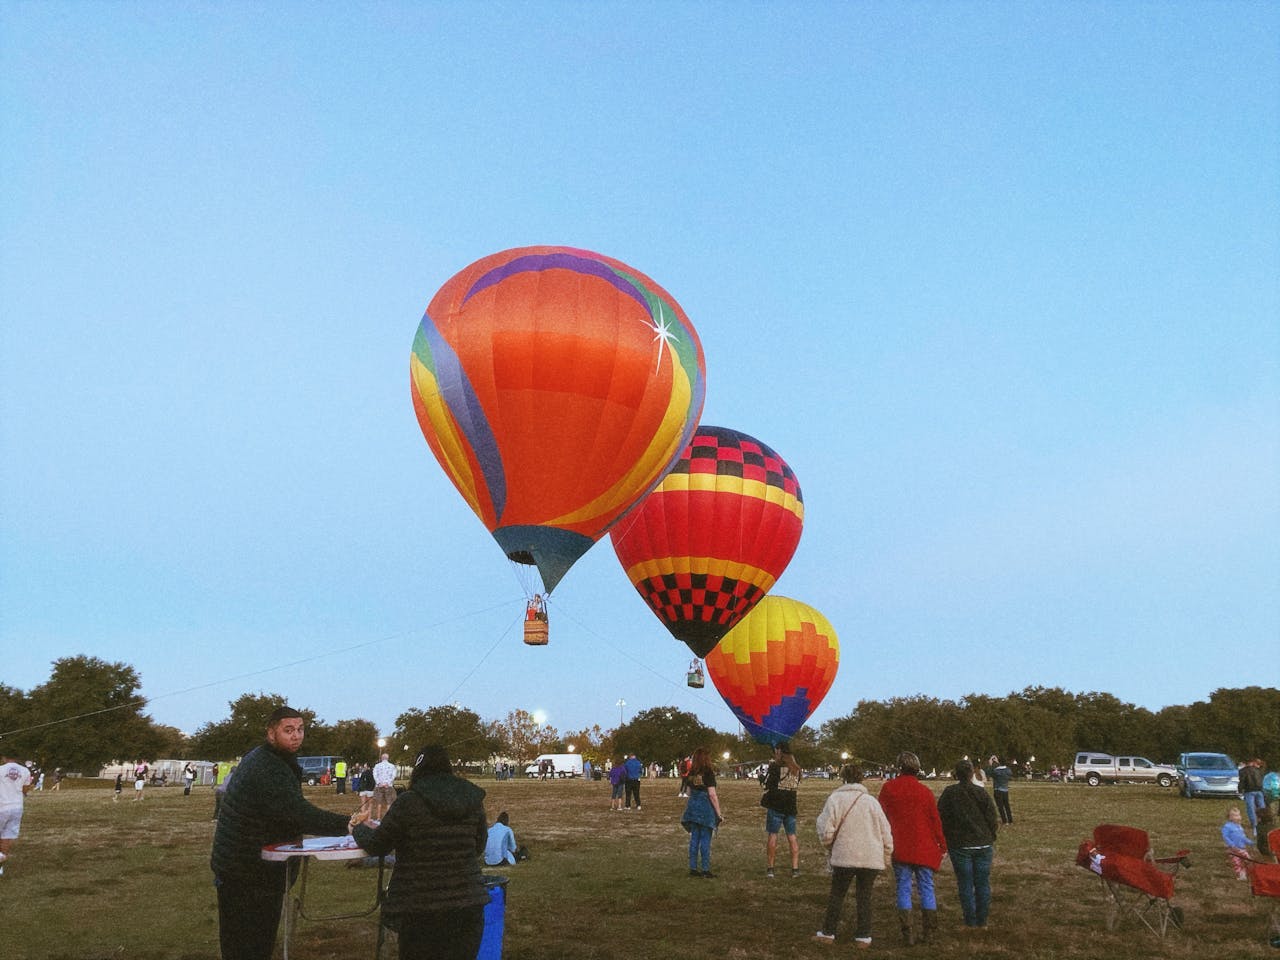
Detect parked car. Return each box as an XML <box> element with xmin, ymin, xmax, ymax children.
<box><xmin>1071</xmin><ymin>752</ymin><xmax>1178</xmax><ymax>787</ymax></box>
<box><xmin>1177</xmin><ymin>752</ymin><xmax>1239</xmax><ymax>798</ymax></box>
<box><xmin>295</xmin><ymin>755</ymin><xmax>344</xmax><ymax>786</ymax></box>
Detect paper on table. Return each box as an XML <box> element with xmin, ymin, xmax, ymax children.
<box><xmin>299</xmin><ymin>836</ymin><xmax>359</xmax><ymax>851</ymax></box>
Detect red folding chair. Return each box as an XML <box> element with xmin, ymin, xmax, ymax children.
<box><xmin>1076</xmin><ymin>824</ymin><xmax>1191</xmax><ymax>937</ymax></box>
<box><xmin>1248</xmin><ymin>828</ymin><xmax>1280</xmax><ymax>947</ymax></box>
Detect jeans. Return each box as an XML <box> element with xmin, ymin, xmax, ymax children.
<box><xmin>949</xmin><ymin>846</ymin><xmax>993</xmax><ymax>927</ymax></box>
<box><xmin>893</xmin><ymin>862</ymin><xmax>936</xmax><ymax>910</ymax></box>
<box><xmin>1244</xmin><ymin>791</ymin><xmax>1265</xmax><ymax>832</ymax></box>
<box><xmin>821</xmin><ymin>866</ymin><xmax>879</xmax><ymax>939</ymax></box>
<box><xmin>624</xmin><ymin>779</ymin><xmax>641</xmax><ymax>808</ymax></box>
<box><xmin>688</xmin><ymin>825</ymin><xmax>713</xmax><ymax>871</ymax></box>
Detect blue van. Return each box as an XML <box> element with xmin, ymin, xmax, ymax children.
<box><xmin>1177</xmin><ymin>752</ymin><xmax>1238</xmax><ymax>798</ymax></box>
<box><xmin>296</xmin><ymin>755</ymin><xmax>344</xmax><ymax>786</ymax></box>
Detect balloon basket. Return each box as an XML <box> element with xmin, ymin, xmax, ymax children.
<box><xmin>686</xmin><ymin>660</ymin><xmax>705</xmax><ymax>688</ymax></box>
<box><xmin>523</xmin><ymin>620</ymin><xmax>549</xmax><ymax>646</ymax></box>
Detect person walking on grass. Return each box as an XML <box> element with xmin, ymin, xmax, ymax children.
<box><xmin>762</xmin><ymin>741</ymin><xmax>802</xmax><ymax>878</ymax></box>
<box><xmin>989</xmin><ymin>756</ymin><xmax>1014</xmax><ymax>826</ymax></box>
<box><xmin>937</xmin><ymin>758</ymin><xmax>999</xmax><ymax>932</ymax></box>
<box><xmin>877</xmin><ymin>751</ymin><xmax>947</xmax><ymax>945</ymax></box>
<box><xmin>680</xmin><ymin>747</ymin><xmax>724</xmax><ymax>878</ymax></box>
<box><xmin>0</xmin><ymin>753</ymin><xmax>34</xmax><ymax>878</ymax></box>
<box><xmin>813</xmin><ymin>763</ymin><xmax>893</xmax><ymax>949</ymax></box>
<box><xmin>608</xmin><ymin>759</ymin><xmax>625</xmax><ymax>811</ymax></box>
<box><xmin>1222</xmin><ymin>805</ymin><xmax>1254</xmax><ymax>880</ymax></box>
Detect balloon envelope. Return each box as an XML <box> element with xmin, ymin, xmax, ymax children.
<box><xmin>410</xmin><ymin>246</ymin><xmax>705</xmax><ymax>593</ymax></box>
<box><xmin>610</xmin><ymin>425</ymin><xmax>803</xmax><ymax>657</ymax></box>
<box><xmin>704</xmin><ymin>596</ymin><xmax>839</xmax><ymax>746</ymax></box>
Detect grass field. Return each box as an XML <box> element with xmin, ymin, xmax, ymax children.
<box><xmin>4</xmin><ymin>775</ymin><xmax>1277</xmax><ymax>959</ymax></box>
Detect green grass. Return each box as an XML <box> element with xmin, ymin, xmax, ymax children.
<box><xmin>4</xmin><ymin>777</ymin><xmax>1277</xmax><ymax>958</ymax></box>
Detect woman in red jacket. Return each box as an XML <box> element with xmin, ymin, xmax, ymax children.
<box><xmin>876</xmin><ymin>752</ymin><xmax>947</xmax><ymax>945</ymax></box>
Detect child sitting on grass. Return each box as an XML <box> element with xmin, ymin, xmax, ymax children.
<box><xmin>1222</xmin><ymin>805</ymin><xmax>1254</xmax><ymax>880</ymax></box>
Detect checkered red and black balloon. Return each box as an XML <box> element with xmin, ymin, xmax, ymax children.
<box><xmin>610</xmin><ymin>425</ymin><xmax>804</xmax><ymax>657</ymax></box>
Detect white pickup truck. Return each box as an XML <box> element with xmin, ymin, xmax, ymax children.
<box><xmin>1072</xmin><ymin>752</ymin><xmax>1178</xmax><ymax>787</ymax></box>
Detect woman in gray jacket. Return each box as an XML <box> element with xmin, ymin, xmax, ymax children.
<box><xmin>813</xmin><ymin>763</ymin><xmax>894</xmax><ymax>949</ymax></box>
<box><xmin>353</xmin><ymin>744</ymin><xmax>489</xmax><ymax>960</ymax></box>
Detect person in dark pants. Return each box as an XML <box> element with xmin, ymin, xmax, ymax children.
<box><xmin>623</xmin><ymin>753</ymin><xmax>644</xmax><ymax>811</ymax></box>
<box><xmin>937</xmin><ymin>758</ymin><xmax>1000</xmax><ymax>930</ymax></box>
<box><xmin>989</xmin><ymin>755</ymin><xmax>1014</xmax><ymax>825</ymax></box>
<box><xmin>210</xmin><ymin>707</ymin><xmax>351</xmax><ymax>960</ymax></box>
<box><xmin>352</xmin><ymin>744</ymin><xmax>490</xmax><ymax>960</ymax></box>
<box><xmin>813</xmin><ymin>763</ymin><xmax>894</xmax><ymax>948</ymax></box>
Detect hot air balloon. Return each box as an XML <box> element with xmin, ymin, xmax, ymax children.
<box><xmin>610</xmin><ymin>426</ymin><xmax>803</xmax><ymax>660</ymax></box>
<box><xmin>704</xmin><ymin>596</ymin><xmax>839</xmax><ymax>746</ymax></box>
<box><xmin>410</xmin><ymin>246</ymin><xmax>706</xmax><ymax>617</ymax></box>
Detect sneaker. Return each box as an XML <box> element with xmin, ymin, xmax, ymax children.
<box><xmin>689</xmin><ymin>869</ymin><xmax>700</xmax><ymax>878</ymax></box>
<box><xmin>700</xmin><ymin>871</ymin><xmax>716</xmax><ymax>879</ymax></box>
<box><xmin>854</xmin><ymin>937</ymin><xmax>872</xmax><ymax>949</ymax></box>
<box><xmin>812</xmin><ymin>932</ymin><xmax>835</xmax><ymax>945</ymax></box>
<box><xmin>765</xmin><ymin>867</ymin><xmax>776</xmax><ymax>879</ymax></box>
<box><xmin>636</xmin><ymin>806</ymin><xmax>642</xmax><ymax>811</ymax></box>
<box><xmin>792</xmin><ymin>868</ymin><xmax>801</xmax><ymax>878</ymax></box>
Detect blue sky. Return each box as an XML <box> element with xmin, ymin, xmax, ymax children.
<box><xmin>2</xmin><ymin>2</ymin><xmax>1277</xmax><ymax>743</ymax></box>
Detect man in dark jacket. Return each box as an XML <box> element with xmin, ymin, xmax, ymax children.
<box><xmin>210</xmin><ymin>706</ymin><xmax>351</xmax><ymax>960</ymax></box>
<box><xmin>352</xmin><ymin>744</ymin><xmax>489</xmax><ymax>960</ymax></box>
<box><xmin>937</xmin><ymin>759</ymin><xmax>999</xmax><ymax>931</ymax></box>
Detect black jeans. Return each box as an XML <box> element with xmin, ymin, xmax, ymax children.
<box><xmin>395</xmin><ymin>905</ymin><xmax>485</xmax><ymax>960</ymax></box>
<box><xmin>624</xmin><ymin>779</ymin><xmax>641</xmax><ymax>808</ymax></box>
<box><xmin>822</xmin><ymin>866</ymin><xmax>879</xmax><ymax>939</ymax></box>
<box><xmin>994</xmin><ymin>789</ymin><xmax>1013</xmax><ymax>824</ymax></box>
<box><xmin>215</xmin><ymin>870</ymin><xmax>288</xmax><ymax>960</ymax></box>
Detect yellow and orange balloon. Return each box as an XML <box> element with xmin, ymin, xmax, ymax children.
<box><xmin>704</xmin><ymin>596</ymin><xmax>840</xmax><ymax>746</ymax></box>
<box><xmin>410</xmin><ymin>246</ymin><xmax>706</xmax><ymax>593</ymax></box>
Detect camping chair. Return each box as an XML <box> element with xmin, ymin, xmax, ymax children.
<box><xmin>1075</xmin><ymin>823</ymin><xmax>1191</xmax><ymax>937</ymax></box>
<box><xmin>1248</xmin><ymin>828</ymin><xmax>1280</xmax><ymax>947</ymax></box>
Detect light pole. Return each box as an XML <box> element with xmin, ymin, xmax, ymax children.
<box><xmin>616</xmin><ymin>699</ymin><xmax>626</xmax><ymax>726</ymax></box>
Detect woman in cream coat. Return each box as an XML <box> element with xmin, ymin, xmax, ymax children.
<box><xmin>813</xmin><ymin>763</ymin><xmax>894</xmax><ymax>949</ymax></box>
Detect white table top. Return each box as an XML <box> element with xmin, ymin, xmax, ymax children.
<box><xmin>262</xmin><ymin>836</ymin><xmax>367</xmax><ymax>862</ymax></box>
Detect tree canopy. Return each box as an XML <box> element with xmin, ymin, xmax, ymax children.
<box><xmin>3</xmin><ymin>656</ymin><xmax>1275</xmax><ymax>776</ymax></box>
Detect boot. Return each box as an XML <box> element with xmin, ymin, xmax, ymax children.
<box><xmin>921</xmin><ymin>909</ymin><xmax>938</xmax><ymax>944</ymax></box>
<box><xmin>898</xmin><ymin>909</ymin><xmax>916</xmax><ymax>946</ymax></box>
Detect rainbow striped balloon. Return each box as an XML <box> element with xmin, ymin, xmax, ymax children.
<box><xmin>411</xmin><ymin>246</ymin><xmax>706</xmax><ymax>594</ymax></box>
<box><xmin>705</xmin><ymin>596</ymin><xmax>840</xmax><ymax>746</ymax></box>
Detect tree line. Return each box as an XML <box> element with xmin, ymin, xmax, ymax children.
<box><xmin>1</xmin><ymin>656</ymin><xmax>1276</xmax><ymax>775</ymax></box>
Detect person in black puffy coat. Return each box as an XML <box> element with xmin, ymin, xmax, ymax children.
<box><xmin>210</xmin><ymin>706</ymin><xmax>352</xmax><ymax>960</ymax></box>
<box><xmin>353</xmin><ymin>743</ymin><xmax>489</xmax><ymax>960</ymax></box>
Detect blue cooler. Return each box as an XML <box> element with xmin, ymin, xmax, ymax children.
<box><xmin>476</xmin><ymin>875</ymin><xmax>508</xmax><ymax>960</ymax></box>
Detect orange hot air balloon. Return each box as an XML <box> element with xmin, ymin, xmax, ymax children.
<box><xmin>704</xmin><ymin>596</ymin><xmax>839</xmax><ymax>746</ymax></box>
<box><xmin>609</xmin><ymin>426</ymin><xmax>803</xmax><ymax>658</ymax></box>
<box><xmin>410</xmin><ymin>246</ymin><xmax>706</xmax><ymax>595</ymax></box>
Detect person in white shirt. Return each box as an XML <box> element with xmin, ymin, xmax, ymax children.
<box><xmin>0</xmin><ymin>754</ymin><xmax>34</xmax><ymax>877</ymax></box>
<box><xmin>372</xmin><ymin>753</ymin><xmax>398</xmax><ymax>820</ymax></box>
